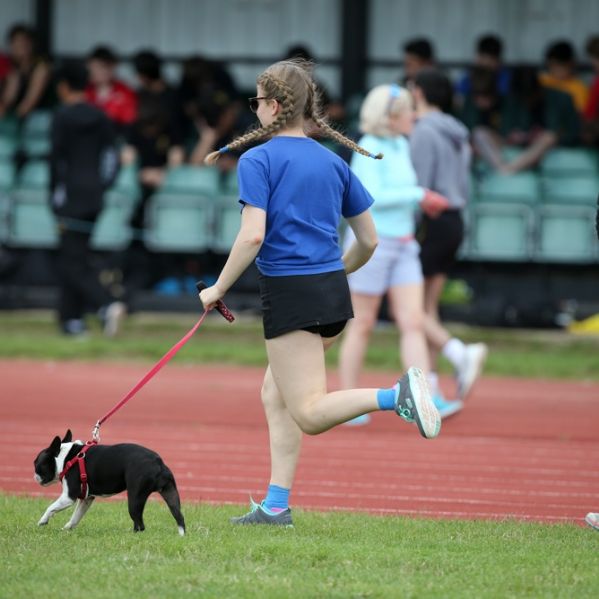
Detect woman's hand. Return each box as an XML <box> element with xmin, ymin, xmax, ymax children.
<box><xmin>199</xmin><ymin>284</ymin><xmax>225</xmax><ymax>311</ymax></box>
<box><xmin>420</xmin><ymin>190</ymin><xmax>450</xmax><ymax>218</ymax></box>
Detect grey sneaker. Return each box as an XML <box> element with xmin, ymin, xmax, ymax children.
<box><xmin>230</xmin><ymin>498</ymin><xmax>293</xmax><ymax>527</ymax></box>
<box><xmin>395</xmin><ymin>367</ymin><xmax>441</xmax><ymax>439</ymax></box>
<box><xmin>456</xmin><ymin>343</ymin><xmax>488</xmax><ymax>400</ymax></box>
<box><xmin>585</xmin><ymin>512</ymin><xmax>599</xmax><ymax>531</ymax></box>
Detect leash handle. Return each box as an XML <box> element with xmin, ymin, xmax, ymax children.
<box><xmin>196</xmin><ymin>281</ymin><xmax>235</xmax><ymax>322</ymax></box>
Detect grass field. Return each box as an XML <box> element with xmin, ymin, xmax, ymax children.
<box><xmin>1</xmin><ymin>310</ymin><xmax>599</xmax><ymax>380</ymax></box>
<box><xmin>2</xmin><ymin>495</ymin><xmax>598</xmax><ymax>599</ymax></box>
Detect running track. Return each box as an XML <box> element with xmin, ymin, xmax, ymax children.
<box><xmin>1</xmin><ymin>360</ymin><xmax>598</xmax><ymax>524</ymax></box>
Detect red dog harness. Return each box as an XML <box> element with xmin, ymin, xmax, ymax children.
<box><xmin>58</xmin><ymin>441</ymin><xmax>97</xmax><ymax>499</ymax></box>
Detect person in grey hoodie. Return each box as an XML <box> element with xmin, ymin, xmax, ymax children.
<box><xmin>409</xmin><ymin>68</ymin><xmax>488</xmax><ymax>403</ymax></box>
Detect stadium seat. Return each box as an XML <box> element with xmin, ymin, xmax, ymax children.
<box><xmin>466</xmin><ymin>203</ymin><xmax>534</xmax><ymax>261</ymax></box>
<box><xmin>144</xmin><ymin>193</ymin><xmax>214</xmax><ymax>252</ymax></box>
<box><xmin>222</xmin><ymin>170</ymin><xmax>239</xmax><ymax>196</ymax></box>
<box><xmin>477</xmin><ymin>171</ymin><xmax>540</xmax><ymax>204</ymax></box>
<box><xmin>6</xmin><ymin>188</ymin><xmax>58</xmax><ymax>249</ymax></box>
<box><xmin>212</xmin><ymin>195</ymin><xmax>241</xmax><ymax>253</ymax></box>
<box><xmin>22</xmin><ymin>136</ymin><xmax>51</xmax><ymax>158</ymax></box>
<box><xmin>0</xmin><ymin>117</ymin><xmax>19</xmax><ymax>138</ymax></box>
<box><xmin>22</xmin><ymin>110</ymin><xmax>52</xmax><ymax>138</ymax></box>
<box><xmin>17</xmin><ymin>160</ymin><xmax>50</xmax><ymax>188</ymax></box>
<box><xmin>0</xmin><ymin>162</ymin><xmax>15</xmax><ymax>191</ymax></box>
<box><xmin>112</xmin><ymin>163</ymin><xmax>140</xmax><ymax>194</ymax></box>
<box><xmin>0</xmin><ymin>137</ymin><xmax>17</xmax><ymax>160</ymax></box>
<box><xmin>161</xmin><ymin>166</ymin><xmax>221</xmax><ymax>195</ymax></box>
<box><xmin>90</xmin><ymin>191</ymin><xmax>136</xmax><ymax>251</ymax></box>
<box><xmin>541</xmin><ymin>176</ymin><xmax>599</xmax><ymax>206</ymax></box>
<box><xmin>535</xmin><ymin>205</ymin><xmax>598</xmax><ymax>263</ymax></box>
<box><xmin>540</xmin><ymin>148</ymin><xmax>599</xmax><ymax>176</ymax></box>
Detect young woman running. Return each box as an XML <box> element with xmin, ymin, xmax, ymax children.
<box><xmin>199</xmin><ymin>59</ymin><xmax>441</xmax><ymax>526</ymax></box>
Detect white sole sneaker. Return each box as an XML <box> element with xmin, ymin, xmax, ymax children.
<box><xmin>396</xmin><ymin>367</ymin><xmax>441</xmax><ymax>439</ymax></box>
<box><xmin>585</xmin><ymin>512</ymin><xmax>599</xmax><ymax>531</ymax></box>
<box><xmin>457</xmin><ymin>343</ymin><xmax>488</xmax><ymax>400</ymax></box>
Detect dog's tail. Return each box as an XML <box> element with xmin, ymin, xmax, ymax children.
<box><xmin>159</xmin><ymin>468</ymin><xmax>185</xmax><ymax>536</ymax></box>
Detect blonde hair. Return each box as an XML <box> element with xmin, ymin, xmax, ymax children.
<box><xmin>359</xmin><ymin>84</ymin><xmax>413</xmax><ymax>137</ymax></box>
<box><xmin>205</xmin><ymin>59</ymin><xmax>382</xmax><ymax>164</ymax></box>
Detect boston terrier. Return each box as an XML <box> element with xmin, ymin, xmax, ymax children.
<box><xmin>33</xmin><ymin>430</ymin><xmax>185</xmax><ymax>535</ymax></box>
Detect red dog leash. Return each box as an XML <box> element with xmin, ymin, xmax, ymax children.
<box><xmin>91</xmin><ymin>281</ymin><xmax>234</xmax><ymax>441</ymax></box>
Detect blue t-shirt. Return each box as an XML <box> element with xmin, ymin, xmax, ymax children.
<box><xmin>237</xmin><ymin>136</ymin><xmax>374</xmax><ymax>276</ymax></box>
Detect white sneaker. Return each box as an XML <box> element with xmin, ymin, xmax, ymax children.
<box><xmin>456</xmin><ymin>343</ymin><xmax>488</xmax><ymax>400</ymax></box>
<box><xmin>103</xmin><ymin>302</ymin><xmax>126</xmax><ymax>337</ymax></box>
<box><xmin>585</xmin><ymin>512</ymin><xmax>599</xmax><ymax>531</ymax></box>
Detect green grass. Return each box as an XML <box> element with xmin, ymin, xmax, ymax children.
<box><xmin>2</xmin><ymin>495</ymin><xmax>598</xmax><ymax>599</ymax></box>
<box><xmin>1</xmin><ymin>311</ymin><xmax>599</xmax><ymax>380</ymax></box>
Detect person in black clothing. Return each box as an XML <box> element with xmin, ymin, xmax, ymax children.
<box><xmin>50</xmin><ymin>60</ymin><xmax>124</xmax><ymax>336</ymax></box>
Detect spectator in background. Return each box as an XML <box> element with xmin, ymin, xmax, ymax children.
<box><xmin>50</xmin><ymin>60</ymin><xmax>124</xmax><ymax>337</ymax></box>
<box><xmin>0</xmin><ymin>23</ymin><xmax>52</xmax><ymax>119</ymax></box>
<box><xmin>459</xmin><ymin>66</ymin><xmax>502</xmax><ymax>132</ymax></box>
<box><xmin>86</xmin><ymin>45</ymin><xmax>137</xmax><ymax>132</ymax></box>
<box><xmin>456</xmin><ymin>34</ymin><xmax>511</xmax><ymax>100</ymax></box>
<box><xmin>472</xmin><ymin>65</ymin><xmax>580</xmax><ymax>173</ymax></box>
<box><xmin>338</xmin><ymin>84</ymin><xmax>458</xmax><ymax>424</ymax></box>
<box><xmin>410</xmin><ymin>68</ymin><xmax>488</xmax><ymax>403</ymax></box>
<box><xmin>540</xmin><ymin>40</ymin><xmax>588</xmax><ymax>114</ymax></box>
<box><xmin>583</xmin><ymin>35</ymin><xmax>599</xmax><ymax>145</ymax></box>
<box><xmin>401</xmin><ymin>38</ymin><xmax>435</xmax><ymax>84</ymax></box>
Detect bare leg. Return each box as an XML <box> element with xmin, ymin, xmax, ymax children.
<box><xmin>63</xmin><ymin>497</ymin><xmax>95</xmax><ymax>530</ymax></box>
<box><xmin>388</xmin><ymin>283</ymin><xmax>430</xmax><ymax>373</ymax></box>
<box><xmin>503</xmin><ymin>131</ymin><xmax>557</xmax><ymax>173</ymax></box>
<box><xmin>338</xmin><ymin>293</ymin><xmax>383</xmax><ymax>388</ymax></box>
<box><xmin>422</xmin><ymin>273</ymin><xmax>450</xmax><ymax>370</ymax></box>
<box><xmin>472</xmin><ymin>127</ymin><xmax>506</xmax><ymax>170</ymax></box>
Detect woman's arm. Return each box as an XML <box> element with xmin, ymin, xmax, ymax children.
<box><xmin>16</xmin><ymin>62</ymin><xmax>50</xmax><ymax>118</ymax></box>
<box><xmin>199</xmin><ymin>204</ymin><xmax>266</xmax><ymax>309</ymax></box>
<box><xmin>342</xmin><ymin>210</ymin><xmax>378</xmax><ymax>275</ymax></box>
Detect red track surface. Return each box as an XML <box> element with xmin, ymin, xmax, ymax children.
<box><xmin>1</xmin><ymin>360</ymin><xmax>598</xmax><ymax>523</ymax></box>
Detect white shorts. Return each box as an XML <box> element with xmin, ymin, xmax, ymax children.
<box><xmin>344</xmin><ymin>231</ymin><xmax>423</xmax><ymax>296</ymax></box>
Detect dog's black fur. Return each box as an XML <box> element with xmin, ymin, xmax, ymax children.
<box><xmin>33</xmin><ymin>430</ymin><xmax>185</xmax><ymax>534</ymax></box>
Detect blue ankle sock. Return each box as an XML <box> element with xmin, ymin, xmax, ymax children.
<box><xmin>263</xmin><ymin>484</ymin><xmax>290</xmax><ymax>512</ymax></box>
<box><xmin>377</xmin><ymin>384</ymin><xmax>398</xmax><ymax>411</ymax></box>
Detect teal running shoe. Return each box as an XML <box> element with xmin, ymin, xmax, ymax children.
<box><xmin>433</xmin><ymin>394</ymin><xmax>464</xmax><ymax>419</ymax></box>
<box><xmin>230</xmin><ymin>498</ymin><xmax>293</xmax><ymax>527</ymax></box>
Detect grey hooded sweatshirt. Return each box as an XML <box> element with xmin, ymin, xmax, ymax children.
<box><xmin>409</xmin><ymin>111</ymin><xmax>471</xmax><ymax>209</ymax></box>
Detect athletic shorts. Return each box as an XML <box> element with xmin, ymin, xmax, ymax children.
<box><xmin>258</xmin><ymin>269</ymin><xmax>353</xmax><ymax>340</ymax></box>
<box><xmin>344</xmin><ymin>231</ymin><xmax>423</xmax><ymax>296</ymax></box>
<box><xmin>417</xmin><ymin>210</ymin><xmax>464</xmax><ymax>277</ymax></box>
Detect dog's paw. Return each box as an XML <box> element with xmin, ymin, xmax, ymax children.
<box><xmin>37</xmin><ymin>519</ymin><xmax>48</xmax><ymax>526</ymax></box>
<box><xmin>63</xmin><ymin>522</ymin><xmax>73</xmax><ymax>530</ymax></box>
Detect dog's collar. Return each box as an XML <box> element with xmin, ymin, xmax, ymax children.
<box><xmin>59</xmin><ymin>441</ymin><xmax>98</xmax><ymax>499</ymax></box>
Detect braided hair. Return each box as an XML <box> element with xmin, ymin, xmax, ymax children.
<box><xmin>204</xmin><ymin>59</ymin><xmax>382</xmax><ymax>164</ymax></box>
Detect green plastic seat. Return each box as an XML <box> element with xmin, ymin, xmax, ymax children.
<box><xmin>0</xmin><ymin>137</ymin><xmax>17</xmax><ymax>160</ymax></box>
<box><xmin>18</xmin><ymin>160</ymin><xmax>50</xmax><ymax>188</ymax></box>
<box><xmin>22</xmin><ymin>110</ymin><xmax>52</xmax><ymax>137</ymax></box>
<box><xmin>467</xmin><ymin>203</ymin><xmax>534</xmax><ymax>261</ymax></box>
<box><xmin>542</xmin><ymin>176</ymin><xmax>599</xmax><ymax>206</ymax></box>
<box><xmin>111</xmin><ymin>164</ymin><xmax>140</xmax><ymax>195</ymax></box>
<box><xmin>22</xmin><ymin>136</ymin><xmax>51</xmax><ymax>157</ymax></box>
<box><xmin>6</xmin><ymin>188</ymin><xmax>58</xmax><ymax>249</ymax></box>
<box><xmin>212</xmin><ymin>195</ymin><xmax>241</xmax><ymax>253</ymax></box>
<box><xmin>478</xmin><ymin>171</ymin><xmax>540</xmax><ymax>204</ymax></box>
<box><xmin>0</xmin><ymin>162</ymin><xmax>15</xmax><ymax>191</ymax></box>
<box><xmin>0</xmin><ymin>117</ymin><xmax>19</xmax><ymax>138</ymax></box>
<box><xmin>540</xmin><ymin>148</ymin><xmax>599</xmax><ymax>176</ymax></box>
<box><xmin>535</xmin><ymin>205</ymin><xmax>597</xmax><ymax>263</ymax></box>
<box><xmin>90</xmin><ymin>191</ymin><xmax>136</xmax><ymax>251</ymax></box>
<box><xmin>144</xmin><ymin>192</ymin><xmax>214</xmax><ymax>252</ymax></box>
<box><xmin>161</xmin><ymin>166</ymin><xmax>221</xmax><ymax>195</ymax></box>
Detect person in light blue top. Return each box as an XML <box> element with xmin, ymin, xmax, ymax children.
<box><xmin>198</xmin><ymin>60</ymin><xmax>441</xmax><ymax>526</ymax></box>
<box><xmin>338</xmin><ymin>84</ymin><xmax>463</xmax><ymax>424</ymax></box>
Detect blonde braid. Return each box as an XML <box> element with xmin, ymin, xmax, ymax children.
<box><xmin>306</xmin><ymin>81</ymin><xmax>383</xmax><ymax>160</ymax></box>
<box><xmin>205</xmin><ymin>74</ymin><xmax>296</xmax><ymax>165</ymax></box>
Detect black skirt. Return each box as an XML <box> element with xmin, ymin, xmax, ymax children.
<box><xmin>259</xmin><ymin>269</ymin><xmax>353</xmax><ymax>339</ymax></box>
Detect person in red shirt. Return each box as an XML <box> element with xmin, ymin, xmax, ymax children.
<box><xmin>583</xmin><ymin>35</ymin><xmax>599</xmax><ymax>145</ymax></box>
<box><xmin>86</xmin><ymin>45</ymin><xmax>137</xmax><ymax>131</ymax></box>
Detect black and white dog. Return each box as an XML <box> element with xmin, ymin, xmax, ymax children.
<box><xmin>33</xmin><ymin>430</ymin><xmax>185</xmax><ymax>535</ymax></box>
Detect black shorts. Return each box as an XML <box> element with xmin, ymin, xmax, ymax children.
<box><xmin>258</xmin><ymin>270</ymin><xmax>353</xmax><ymax>339</ymax></box>
<box><xmin>417</xmin><ymin>210</ymin><xmax>464</xmax><ymax>277</ymax></box>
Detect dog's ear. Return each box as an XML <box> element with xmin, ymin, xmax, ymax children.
<box><xmin>49</xmin><ymin>436</ymin><xmax>62</xmax><ymax>456</ymax></box>
<box><xmin>62</xmin><ymin>429</ymin><xmax>72</xmax><ymax>443</ymax></box>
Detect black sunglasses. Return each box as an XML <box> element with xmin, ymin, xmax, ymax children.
<box><xmin>248</xmin><ymin>96</ymin><xmax>275</xmax><ymax>113</ymax></box>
